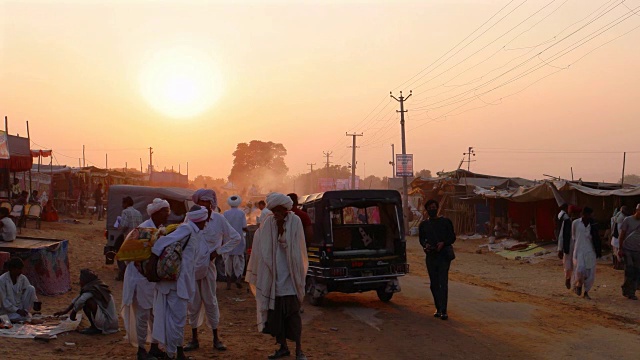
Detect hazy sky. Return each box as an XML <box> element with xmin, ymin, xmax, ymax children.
<box><xmin>1</xmin><ymin>0</ymin><xmax>639</xmax><ymax>183</ymax></box>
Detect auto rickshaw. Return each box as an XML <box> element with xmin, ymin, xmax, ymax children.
<box><xmin>299</xmin><ymin>190</ymin><xmax>409</xmax><ymax>305</ymax></box>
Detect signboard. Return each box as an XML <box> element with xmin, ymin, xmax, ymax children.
<box><xmin>395</xmin><ymin>154</ymin><xmax>414</xmax><ymax>177</ymax></box>
<box><xmin>318</xmin><ymin>177</ymin><xmax>360</xmax><ymax>192</ymax></box>
<box><xmin>0</xmin><ymin>131</ymin><xmax>9</xmax><ymax>160</ymax></box>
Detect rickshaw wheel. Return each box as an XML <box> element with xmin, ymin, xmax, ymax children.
<box><xmin>376</xmin><ymin>288</ymin><xmax>394</xmax><ymax>302</ymax></box>
<box><xmin>306</xmin><ymin>277</ymin><xmax>324</xmax><ymax>306</ymax></box>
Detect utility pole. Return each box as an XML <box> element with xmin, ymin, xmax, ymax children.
<box><xmin>82</xmin><ymin>145</ymin><xmax>86</xmax><ymax>167</ymax></box>
<box><xmin>463</xmin><ymin>147</ymin><xmax>475</xmax><ymax>172</ymax></box>
<box><xmin>140</xmin><ymin>158</ymin><xmax>143</xmax><ymax>173</ymax></box>
<box><xmin>323</xmin><ymin>151</ymin><xmax>333</xmax><ymax>178</ymax></box>
<box><xmin>105</xmin><ymin>153</ymin><xmax>108</xmax><ymax>169</ymax></box>
<box><xmin>621</xmin><ymin>152</ymin><xmax>626</xmax><ymax>186</ymax></box>
<box><xmin>389</xmin><ymin>144</ymin><xmax>395</xmax><ymax>178</ymax></box>
<box><xmin>390</xmin><ymin>90</ymin><xmax>412</xmax><ymax>235</ymax></box>
<box><xmin>346</xmin><ymin>132</ymin><xmax>363</xmax><ymax>190</ymax></box>
<box><xmin>307</xmin><ymin>163</ymin><xmax>316</xmax><ymax>193</ymax></box>
<box><xmin>149</xmin><ymin>147</ymin><xmax>153</xmax><ymax>173</ymax></box>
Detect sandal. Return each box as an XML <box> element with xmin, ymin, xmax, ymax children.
<box><xmin>268</xmin><ymin>348</ymin><xmax>291</xmax><ymax>359</ymax></box>
<box><xmin>296</xmin><ymin>352</ymin><xmax>308</xmax><ymax>360</ymax></box>
<box><xmin>183</xmin><ymin>341</ymin><xmax>199</xmax><ymax>352</ymax></box>
<box><xmin>214</xmin><ymin>339</ymin><xmax>227</xmax><ymax>351</ymax></box>
<box><xmin>79</xmin><ymin>327</ymin><xmax>101</xmax><ymax>335</ymax></box>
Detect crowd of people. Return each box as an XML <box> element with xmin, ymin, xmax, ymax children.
<box><xmin>557</xmin><ymin>203</ymin><xmax>640</xmax><ymax>300</ymax></box>
<box><xmin>96</xmin><ymin>189</ymin><xmax>308</xmax><ymax>360</ymax></box>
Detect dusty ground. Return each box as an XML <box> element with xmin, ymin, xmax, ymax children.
<box><xmin>1</xmin><ymin>218</ymin><xmax>639</xmax><ymax>359</ymax></box>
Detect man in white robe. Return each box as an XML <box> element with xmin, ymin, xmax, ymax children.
<box><xmin>0</xmin><ymin>257</ymin><xmax>38</xmax><ymax>322</ymax></box>
<box><xmin>246</xmin><ymin>192</ymin><xmax>309</xmax><ymax>360</ymax></box>
<box><xmin>557</xmin><ymin>204</ymin><xmax>578</xmax><ymax>290</ymax></box>
<box><xmin>571</xmin><ymin>207</ymin><xmax>602</xmax><ymax>299</ymax></box>
<box><xmin>184</xmin><ymin>189</ymin><xmax>241</xmax><ymax>353</ymax></box>
<box><xmin>150</xmin><ymin>206</ymin><xmax>206</xmax><ymax>360</ymax></box>
<box><xmin>121</xmin><ymin>198</ymin><xmax>169</xmax><ymax>360</ymax></box>
<box><xmin>223</xmin><ymin>195</ymin><xmax>248</xmax><ymax>290</ymax></box>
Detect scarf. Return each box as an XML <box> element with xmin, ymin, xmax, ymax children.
<box><xmin>246</xmin><ymin>213</ymin><xmax>308</xmax><ymax>332</ymax></box>
<box><xmin>80</xmin><ymin>279</ymin><xmax>112</xmax><ymax>309</ymax></box>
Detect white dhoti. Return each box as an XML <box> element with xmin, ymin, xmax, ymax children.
<box><xmin>225</xmin><ymin>254</ymin><xmax>245</xmax><ymax>279</ymax></box>
<box><xmin>152</xmin><ymin>289</ymin><xmax>187</xmax><ymax>356</ymax></box>
<box><xmin>122</xmin><ymin>262</ymin><xmax>155</xmax><ymax>348</ymax></box>
<box><xmin>2</xmin><ymin>285</ymin><xmax>37</xmax><ymax>321</ymax></box>
<box><xmin>122</xmin><ymin>298</ymin><xmax>153</xmax><ymax>347</ymax></box>
<box><xmin>562</xmin><ymin>254</ymin><xmax>573</xmax><ymax>280</ymax></box>
<box><xmin>573</xmin><ymin>247</ymin><xmax>597</xmax><ymax>292</ymax></box>
<box><xmin>188</xmin><ymin>263</ymin><xmax>220</xmax><ymax>329</ymax></box>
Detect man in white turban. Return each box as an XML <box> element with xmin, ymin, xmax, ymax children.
<box><xmin>223</xmin><ymin>195</ymin><xmax>248</xmax><ymax>290</ymax></box>
<box><xmin>184</xmin><ymin>189</ymin><xmax>241</xmax><ymax>353</ymax></box>
<box><xmin>121</xmin><ymin>198</ymin><xmax>169</xmax><ymax>360</ymax></box>
<box><xmin>150</xmin><ymin>205</ymin><xmax>206</xmax><ymax>360</ymax></box>
<box><xmin>246</xmin><ymin>192</ymin><xmax>309</xmax><ymax>360</ymax></box>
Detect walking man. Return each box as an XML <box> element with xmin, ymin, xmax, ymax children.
<box><xmin>246</xmin><ymin>192</ymin><xmax>308</xmax><ymax>360</ymax></box>
<box><xmin>571</xmin><ymin>207</ymin><xmax>601</xmax><ymax>299</ymax></box>
<box><xmin>184</xmin><ymin>189</ymin><xmax>241</xmax><ymax>353</ymax></box>
<box><xmin>619</xmin><ymin>204</ymin><xmax>640</xmax><ymax>300</ymax></box>
<box><xmin>93</xmin><ymin>184</ymin><xmax>104</xmax><ymax>221</ymax></box>
<box><xmin>557</xmin><ymin>203</ymin><xmax>574</xmax><ymax>289</ymax></box>
<box><xmin>419</xmin><ymin>199</ymin><xmax>456</xmax><ymax>320</ymax></box>
<box><xmin>223</xmin><ymin>195</ymin><xmax>248</xmax><ymax>290</ymax></box>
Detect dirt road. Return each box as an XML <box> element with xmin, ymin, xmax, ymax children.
<box><xmin>1</xmin><ymin>221</ymin><xmax>639</xmax><ymax>359</ymax></box>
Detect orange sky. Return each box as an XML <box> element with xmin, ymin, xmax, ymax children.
<box><xmin>1</xmin><ymin>0</ymin><xmax>639</xmax><ymax>184</ymax></box>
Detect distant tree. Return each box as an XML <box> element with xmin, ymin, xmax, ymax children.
<box><xmin>190</xmin><ymin>175</ymin><xmax>225</xmax><ymax>189</ymax></box>
<box><xmin>228</xmin><ymin>140</ymin><xmax>289</xmax><ymax>190</ymax></box>
<box><xmin>415</xmin><ymin>169</ymin><xmax>432</xmax><ymax>178</ymax></box>
<box><xmin>620</xmin><ymin>174</ymin><xmax>640</xmax><ymax>185</ymax></box>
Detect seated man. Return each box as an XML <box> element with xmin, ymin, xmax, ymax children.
<box><xmin>29</xmin><ymin>190</ymin><xmax>40</xmax><ymax>205</ymax></box>
<box><xmin>0</xmin><ymin>208</ymin><xmax>17</xmax><ymax>242</ymax></box>
<box><xmin>0</xmin><ymin>257</ymin><xmax>38</xmax><ymax>322</ymax></box>
<box><xmin>55</xmin><ymin>269</ymin><xmax>119</xmax><ymax>335</ymax></box>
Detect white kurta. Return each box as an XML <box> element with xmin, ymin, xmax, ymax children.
<box><xmin>188</xmin><ymin>212</ymin><xmax>241</xmax><ymax>329</ymax></box>
<box><xmin>0</xmin><ymin>273</ymin><xmax>37</xmax><ymax>321</ymax></box>
<box><xmin>572</xmin><ymin>219</ymin><xmax>597</xmax><ymax>292</ymax></box>
<box><xmin>121</xmin><ymin>218</ymin><xmax>157</xmax><ymax>347</ymax></box>
<box><xmin>151</xmin><ymin>221</ymin><xmax>199</xmax><ymax>356</ymax></box>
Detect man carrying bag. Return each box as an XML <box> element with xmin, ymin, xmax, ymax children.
<box><xmin>419</xmin><ymin>199</ymin><xmax>456</xmax><ymax>321</ymax></box>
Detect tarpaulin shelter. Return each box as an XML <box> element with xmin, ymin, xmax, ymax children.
<box><xmin>0</xmin><ymin>132</ymin><xmax>34</xmax><ymax>199</ymax></box>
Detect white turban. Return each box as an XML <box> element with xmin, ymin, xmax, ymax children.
<box><xmin>147</xmin><ymin>198</ymin><xmax>170</xmax><ymax>216</ymax></box>
<box><xmin>186</xmin><ymin>206</ymin><xmax>209</xmax><ymax>223</ymax></box>
<box><xmin>228</xmin><ymin>195</ymin><xmax>242</xmax><ymax>208</ymax></box>
<box><xmin>266</xmin><ymin>192</ymin><xmax>293</xmax><ymax>211</ymax></box>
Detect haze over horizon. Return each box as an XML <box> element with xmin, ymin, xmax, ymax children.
<box><xmin>1</xmin><ymin>0</ymin><xmax>639</xmax><ymax>184</ymax></box>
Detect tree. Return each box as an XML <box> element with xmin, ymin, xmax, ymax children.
<box><xmin>620</xmin><ymin>174</ymin><xmax>640</xmax><ymax>185</ymax></box>
<box><xmin>415</xmin><ymin>169</ymin><xmax>432</xmax><ymax>179</ymax></box>
<box><xmin>228</xmin><ymin>140</ymin><xmax>289</xmax><ymax>191</ymax></box>
<box><xmin>190</xmin><ymin>175</ymin><xmax>225</xmax><ymax>190</ymax></box>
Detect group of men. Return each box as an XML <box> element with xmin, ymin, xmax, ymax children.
<box><xmin>110</xmin><ymin>189</ymin><xmax>308</xmax><ymax>360</ymax></box>
<box><xmin>557</xmin><ymin>203</ymin><xmax>640</xmax><ymax>300</ymax></box>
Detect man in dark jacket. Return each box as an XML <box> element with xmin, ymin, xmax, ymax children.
<box><xmin>418</xmin><ymin>199</ymin><xmax>456</xmax><ymax>320</ymax></box>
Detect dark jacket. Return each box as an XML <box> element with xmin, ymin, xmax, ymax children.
<box><xmin>560</xmin><ymin>214</ymin><xmax>572</xmax><ymax>254</ymax></box>
<box><xmin>418</xmin><ymin>217</ymin><xmax>456</xmax><ymax>250</ymax></box>
<box><xmin>589</xmin><ymin>220</ymin><xmax>602</xmax><ymax>258</ymax></box>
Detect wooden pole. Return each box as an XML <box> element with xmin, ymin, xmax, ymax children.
<box><xmin>621</xmin><ymin>152</ymin><xmax>626</xmax><ymax>186</ymax></box>
<box><xmin>571</xmin><ymin>167</ymin><xmax>574</xmax><ymax>181</ymax></box>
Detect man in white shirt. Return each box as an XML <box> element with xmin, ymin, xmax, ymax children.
<box><xmin>223</xmin><ymin>195</ymin><xmax>248</xmax><ymax>290</ymax></box>
<box><xmin>571</xmin><ymin>207</ymin><xmax>602</xmax><ymax>300</ymax></box>
<box><xmin>0</xmin><ymin>208</ymin><xmax>17</xmax><ymax>242</ymax></box>
<box><xmin>0</xmin><ymin>257</ymin><xmax>38</xmax><ymax>322</ymax></box>
<box><xmin>149</xmin><ymin>206</ymin><xmax>206</xmax><ymax>360</ymax></box>
<box><xmin>184</xmin><ymin>189</ymin><xmax>241</xmax><ymax>353</ymax></box>
<box><xmin>122</xmin><ymin>198</ymin><xmax>169</xmax><ymax>360</ymax></box>
<box><xmin>257</xmin><ymin>200</ymin><xmax>272</xmax><ymax>225</ymax></box>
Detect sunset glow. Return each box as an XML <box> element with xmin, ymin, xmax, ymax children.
<box><xmin>139</xmin><ymin>48</ymin><xmax>223</xmax><ymax>119</ymax></box>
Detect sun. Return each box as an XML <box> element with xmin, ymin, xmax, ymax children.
<box><xmin>139</xmin><ymin>48</ymin><xmax>223</xmax><ymax>119</ymax></box>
